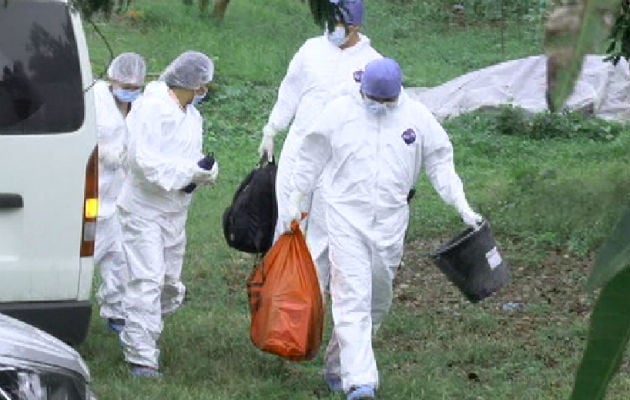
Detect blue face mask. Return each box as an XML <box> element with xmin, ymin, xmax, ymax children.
<box><xmin>112</xmin><ymin>87</ymin><xmax>141</xmax><ymax>103</ymax></box>
<box><xmin>327</xmin><ymin>26</ymin><xmax>348</xmax><ymax>47</ymax></box>
<box><xmin>192</xmin><ymin>90</ymin><xmax>208</xmax><ymax>106</ymax></box>
<box><xmin>363</xmin><ymin>97</ymin><xmax>398</xmax><ymax>116</ymax></box>
<box><xmin>364</xmin><ymin>98</ymin><xmax>387</xmax><ymax>115</ymax></box>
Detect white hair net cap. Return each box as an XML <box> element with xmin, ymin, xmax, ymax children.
<box><xmin>159</xmin><ymin>51</ymin><xmax>214</xmax><ymax>90</ymax></box>
<box><xmin>107</xmin><ymin>52</ymin><xmax>146</xmax><ymax>86</ymax></box>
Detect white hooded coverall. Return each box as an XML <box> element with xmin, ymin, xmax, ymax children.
<box><xmin>94</xmin><ymin>80</ymin><xmax>130</xmax><ymax>322</ymax></box>
<box><xmin>117</xmin><ymin>81</ymin><xmax>205</xmax><ymax>369</ymax></box>
<box><xmin>267</xmin><ymin>34</ymin><xmax>381</xmax><ymax>292</ymax></box>
<box><xmin>292</xmin><ymin>91</ymin><xmax>471</xmax><ymax>391</ymax></box>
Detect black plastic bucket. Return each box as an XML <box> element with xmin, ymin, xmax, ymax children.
<box><xmin>431</xmin><ymin>220</ymin><xmax>511</xmax><ymax>303</ymax></box>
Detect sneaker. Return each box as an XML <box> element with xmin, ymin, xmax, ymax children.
<box><xmin>129</xmin><ymin>363</ymin><xmax>162</xmax><ymax>378</ymax></box>
<box><xmin>324</xmin><ymin>373</ymin><xmax>342</xmax><ymax>392</ymax></box>
<box><xmin>107</xmin><ymin>318</ymin><xmax>125</xmax><ymax>334</ymax></box>
<box><xmin>347</xmin><ymin>385</ymin><xmax>375</xmax><ymax>400</ymax></box>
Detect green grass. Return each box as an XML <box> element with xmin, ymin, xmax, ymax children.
<box><xmin>80</xmin><ymin>1</ymin><xmax>630</xmax><ymax>399</ymax></box>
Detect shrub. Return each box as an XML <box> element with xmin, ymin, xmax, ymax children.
<box><xmin>494</xmin><ymin>106</ymin><xmax>625</xmax><ymax>141</ymax></box>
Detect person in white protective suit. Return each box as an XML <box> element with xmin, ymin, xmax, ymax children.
<box><xmin>257</xmin><ymin>0</ymin><xmax>381</xmax><ymax>294</ymax></box>
<box><xmin>94</xmin><ymin>52</ymin><xmax>146</xmax><ymax>335</ymax></box>
<box><xmin>116</xmin><ymin>51</ymin><xmax>218</xmax><ymax>378</ymax></box>
<box><xmin>287</xmin><ymin>58</ymin><xmax>483</xmax><ymax>400</ymax></box>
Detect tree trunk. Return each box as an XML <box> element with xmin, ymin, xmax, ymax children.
<box><xmin>212</xmin><ymin>0</ymin><xmax>231</xmax><ymax>20</ymax></box>
<box><xmin>199</xmin><ymin>0</ymin><xmax>210</xmax><ymax>14</ymax></box>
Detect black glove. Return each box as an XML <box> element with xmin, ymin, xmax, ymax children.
<box><xmin>406</xmin><ymin>188</ymin><xmax>416</xmax><ymax>203</ymax></box>
<box><xmin>182</xmin><ymin>153</ymin><xmax>215</xmax><ymax>194</ymax></box>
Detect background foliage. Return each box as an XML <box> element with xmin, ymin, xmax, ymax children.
<box><xmin>75</xmin><ymin>0</ymin><xmax>630</xmax><ymax>399</ymax></box>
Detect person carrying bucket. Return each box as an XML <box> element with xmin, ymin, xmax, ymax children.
<box><xmin>284</xmin><ymin>57</ymin><xmax>482</xmax><ymax>399</ymax></box>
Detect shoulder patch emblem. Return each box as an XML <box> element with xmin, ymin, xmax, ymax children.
<box><xmin>402</xmin><ymin>128</ymin><xmax>416</xmax><ymax>145</ymax></box>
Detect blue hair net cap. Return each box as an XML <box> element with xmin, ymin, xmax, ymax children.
<box><xmin>330</xmin><ymin>0</ymin><xmax>364</xmax><ymax>26</ymax></box>
<box><xmin>360</xmin><ymin>58</ymin><xmax>402</xmax><ymax>99</ymax></box>
<box><xmin>107</xmin><ymin>52</ymin><xmax>146</xmax><ymax>86</ymax></box>
<box><xmin>159</xmin><ymin>51</ymin><xmax>214</xmax><ymax>90</ymax></box>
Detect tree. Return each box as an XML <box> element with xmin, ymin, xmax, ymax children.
<box><xmin>544</xmin><ymin>1</ymin><xmax>630</xmax><ymax>397</ymax></box>
<box><xmin>181</xmin><ymin>0</ymin><xmax>227</xmax><ymax>20</ymax></box>
<box><xmin>179</xmin><ymin>0</ymin><xmax>337</xmax><ymax>23</ymax></box>
<box><xmin>605</xmin><ymin>0</ymin><xmax>630</xmax><ymax>64</ymax></box>
<box><xmin>72</xmin><ymin>0</ymin><xmax>343</xmax><ymax>24</ymax></box>
<box><xmin>69</xmin><ymin>0</ymin><xmax>132</xmax><ymax>18</ymax></box>
<box><xmin>213</xmin><ymin>0</ymin><xmax>230</xmax><ymax>20</ymax></box>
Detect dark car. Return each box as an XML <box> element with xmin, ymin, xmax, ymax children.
<box><xmin>0</xmin><ymin>313</ymin><xmax>96</xmax><ymax>399</ymax></box>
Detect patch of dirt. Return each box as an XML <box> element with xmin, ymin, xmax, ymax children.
<box><xmin>394</xmin><ymin>237</ymin><xmax>596</xmax><ymax>341</ymax></box>
<box><xmin>390</xmin><ymin>237</ymin><xmax>599</xmax><ymax>384</ymax></box>
<box><xmin>396</xmin><ymin>238</ymin><xmax>594</xmax><ymax>315</ymax></box>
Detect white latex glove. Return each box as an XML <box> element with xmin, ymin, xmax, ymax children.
<box><xmin>192</xmin><ymin>161</ymin><xmax>219</xmax><ymax>186</ymax></box>
<box><xmin>207</xmin><ymin>161</ymin><xmax>219</xmax><ymax>182</ymax></box>
<box><xmin>286</xmin><ymin>190</ymin><xmax>304</xmax><ymax>230</ymax></box>
<box><xmin>458</xmin><ymin>204</ymin><xmax>483</xmax><ymax>228</ymax></box>
<box><xmin>99</xmin><ymin>147</ymin><xmax>123</xmax><ymax>169</ymax></box>
<box><xmin>257</xmin><ymin>124</ymin><xmax>276</xmax><ymax>162</ymax></box>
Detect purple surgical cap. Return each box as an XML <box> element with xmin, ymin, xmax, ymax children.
<box><xmin>330</xmin><ymin>0</ymin><xmax>364</xmax><ymax>26</ymax></box>
<box><xmin>360</xmin><ymin>58</ymin><xmax>402</xmax><ymax>99</ymax></box>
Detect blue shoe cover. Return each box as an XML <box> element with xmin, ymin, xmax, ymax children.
<box><xmin>107</xmin><ymin>318</ymin><xmax>125</xmax><ymax>334</ymax></box>
<box><xmin>347</xmin><ymin>385</ymin><xmax>375</xmax><ymax>400</ymax></box>
<box><xmin>129</xmin><ymin>364</ymin><xmax>162</xmax><ymax>378</ymax></box>
<box><xmin>324</xmin><ymin>374</ymin><xmax>342</xmax><ymax>392</ymax></box>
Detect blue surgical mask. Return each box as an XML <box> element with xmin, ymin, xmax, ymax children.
<box><xmin>363</xmin><ymin>96</ymin><xmax>399</xmax><ymax>115</ymax></box>
<box><xmin>192</xmin><ymin>90</ymin><xmax>208</xmax><ymax>106</ymax></box>
<box><xmin>112</xmin><ymin>87</ymin><xmax>141</xmax><ymax>103</ymax></box>
<box><xmin>327</xmin><ymin>26</ymin><xmax>348</xmax><ymax>47</ymax></box>
<box><xmin>364</xmin><ymin>98</ymin><xmax>387</xmax><ymax>115</ymax></box>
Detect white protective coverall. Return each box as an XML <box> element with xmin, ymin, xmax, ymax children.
<box><xmin>292</xmin><ymin>90</ymin><xmax>472</xmax><ymax>391</ymax></box>
<box><xmin>94</xmin><ymin>80</ymin><xmax>130</xmax><ymax>321</ymax></box>
<box><xmin>268</xmin><ymin>33</ymin><xmax>381</xmax><ymax>292</ymax></box>
<box><xmin>117</xmin><ymin>80</ymin><xmax>205</xmax><ymax>369</ymax></box>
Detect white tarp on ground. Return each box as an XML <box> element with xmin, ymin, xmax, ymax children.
<box><xmin>406</xmin><ymin>54</ymin><xmax>630</xmax><ymax>122</ymax></box>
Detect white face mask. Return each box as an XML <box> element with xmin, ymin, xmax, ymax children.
<box><xmin>327</xmin><ymin>26</ymin><xmax>348</xmax><ymax>47</ymax></box>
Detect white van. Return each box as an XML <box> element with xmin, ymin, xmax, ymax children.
<box><xmin>0</xmin><ymin>0</ymin><xmax>98</xmax><ymax>344</ymax></box>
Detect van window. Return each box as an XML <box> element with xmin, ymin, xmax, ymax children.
<box><xmin>0</xmin><ymin>1</ymin><xmax>84</xmax><ymax>134</ymax></box>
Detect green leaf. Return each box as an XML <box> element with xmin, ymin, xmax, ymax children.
<box><xmin>544</xmin><ymin>0</ymin><xmax>619</xmax><ymax>111</ymax></box>
<box><xmin>588</xmin><ymin>207</ymin><xmax>630</xmax><ymax>289</ymax></box>
<box><xmin>569</xmin><ymin>266</ymin><xmax>630</xmax><ymax>400</ymax></box>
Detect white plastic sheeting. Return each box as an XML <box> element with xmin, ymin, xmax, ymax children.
<box><xmin>407</xmin><ymin>54</ymin><xmax>630</xmax><ymax>122</ymax></box>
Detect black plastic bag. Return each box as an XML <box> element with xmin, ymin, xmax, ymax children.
<box><xmin>222</xmin><ymin>158</ymin><xmax>277</xmax><ymax>254</ymax></box>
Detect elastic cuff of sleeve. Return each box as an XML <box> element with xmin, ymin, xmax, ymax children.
<box><xmin>263</xmin><ymin>124</ymin><xmax>277</xmax><ymax>137</ymax></box>
<box><xmin>454</xmin><ymin>199</ymin><xmax>471</xmax><ymax>214</ymax></box>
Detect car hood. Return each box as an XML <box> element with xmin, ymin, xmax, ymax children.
<box><xmin>0</xmin><ymin>313</ymin><xmax>90</xmax><ymax>381</ymax></box>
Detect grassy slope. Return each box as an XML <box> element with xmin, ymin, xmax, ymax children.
<box><xmin>80</xmin><ymin>1</ymin><xmax>630</xmax><ymax>399</ymax></box>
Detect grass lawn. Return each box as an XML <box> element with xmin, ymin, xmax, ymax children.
<box><xmin>80</xmin><ymin>1</ymin><xmax>630</xmax><ymax>398</ymax></box>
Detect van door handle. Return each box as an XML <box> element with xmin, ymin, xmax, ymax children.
<box><xmin>0</xmin><ymin>193</ymin><xmax>23</xmax><ymax>209</ymax></box>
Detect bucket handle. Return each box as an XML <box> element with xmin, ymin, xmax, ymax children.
<box><xmin>430</xmin><ymin>219</ymin><xmax>488</xmax><ymax>257</ymax></box>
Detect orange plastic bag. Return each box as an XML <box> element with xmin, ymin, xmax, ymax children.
<box><xmin>247</xmin><ymin>221</ymin><xmax>324</xmax><ymax>361</ymax></box>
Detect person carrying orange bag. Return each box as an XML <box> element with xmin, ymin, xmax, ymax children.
<box><xmin>285</xmin><ymin>58</ymin><xmax>482</xmax><ymax>399</ymax></box>
<box><xmin>247</xmin><ymin>220</ymin><xmax>324</xmax><ymax>361</ymax></box>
